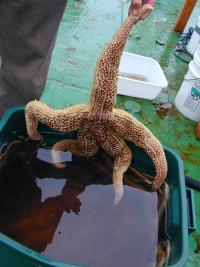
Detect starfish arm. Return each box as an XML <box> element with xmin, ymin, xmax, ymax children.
<box><xmin>51</xmin><ymin>130</ymin><xmax>98</xmax><ymax>168</ymax></box>
<box><xmin>113</xmin><ymin>109</ymin><xmax>168</xmax><ymax>189</ymax></box>
<box><xmin>99</xmin><ymin>130</ymin><xmax>132</xmax><ymax>204</ymax></box>
<box><xmin>112</xmin><ymin>144</ymin><xmax>132</xmax><ymax>205</ymax></box>
<box><xmin>51</xmin><ymin>140</ymin><xmax>77</xmax><ymax>168</ymax></box>
<box><xmin>25</xmin><ymin>101</ymin><xmax>89</xmax><ymax>140</ymax></box>
<box><xmin>90</xmin><ymin>5</ymin><xmax>153</xmax><ymax>115</ymax></box>
<box><xmin>158</xmin><ymin>182</ymin><xmax>169</xmax><ymax>225</ymax></box>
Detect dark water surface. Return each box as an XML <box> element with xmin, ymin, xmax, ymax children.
<box><xmin>0</xmin><ymin>140</ymin><xmax>158</xmax><ymax>267</ymax></box>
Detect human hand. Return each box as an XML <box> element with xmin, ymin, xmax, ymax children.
<box><xmin>128</xmin><ymin>0</ymin><xmax>156</xmax><ymax>19</ymax></box>
<box><xmin>61</xmin><ymin>183</ymin><xmax>85</xmax><ymax>215</ymax></box>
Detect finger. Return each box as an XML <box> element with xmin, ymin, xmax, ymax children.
<box><xmin>128</xmin><ymin>0</ymin><xmax>142</xmax><ymax>16</ymax></box>
<box><xmin>139</xmin><ymin>4</ymin><xmax>154</xmax><ymax>18</ymax></box>
<box><xmin>132</xmin><ymin>0</ymin><xmax>143</xmax><ymax>8</ymax></box>
<box><xmin>141</xmin><ymin>9</ymin><xmax>153</xmax><ymax>19</ymax></box>
<box><xmin>143</xmin><ymin>0</ymin><xmax>156</xmax><ymax>6</ymax></box>
<box><xmin>129</xmin><ymin>2</ymin><xmax>154</xmax><ymax>18</ymax></box>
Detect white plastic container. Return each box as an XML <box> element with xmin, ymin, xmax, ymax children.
<box><xmin>117</xmin><ymin>52</ymin><xmax>168</xmax><ymax>100</ymax></box>
<box><xmin>175</xmin><ymin>46</ymin><xmax>200</xmax><ymax>121</ymax></box>
<box><xmin>187</xmin><ymin>16</ymin><xmax>200</xmax><ymax>55</ymax></box>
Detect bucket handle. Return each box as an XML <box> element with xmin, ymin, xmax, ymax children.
<box><xmin>186</xmin><ymin>187</ymin><xmax>196</xmax><ymax>234</ymax></box>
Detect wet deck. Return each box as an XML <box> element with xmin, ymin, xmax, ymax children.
<box><xmin>41</xmin><ymin>0</ymin><xmax>200</xmax><ymax>265</ymax></box>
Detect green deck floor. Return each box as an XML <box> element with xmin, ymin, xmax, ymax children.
<box><xmin>41</xmin><ymin>0</ymin><xmax>200</xmax><ymax>266</ymax></box>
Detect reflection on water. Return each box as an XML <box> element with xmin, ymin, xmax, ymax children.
<box><xmin>0</xmin><ymin>139</ymin><xmax>158</xmax><ymax>267</ymax></box>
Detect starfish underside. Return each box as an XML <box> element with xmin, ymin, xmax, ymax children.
<box><xmin>25</xmin><ymin>4</ymin><xmax>167</xmax><ymax>204</ymax></box>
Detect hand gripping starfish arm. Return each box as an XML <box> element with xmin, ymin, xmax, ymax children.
<box><xmin>25</xmin><ymin>4</ymin><xmax>167</xmax><ymax>204</ymax></box>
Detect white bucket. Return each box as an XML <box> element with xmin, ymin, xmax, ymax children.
<box><xmin>187</xmin><ymin>16</ymin><xmax>200</xmax><ymax>55</ymax></box>
<box><xmin>175</xmin><ymin>54</ymin><xmax>200</xmax><ymax>121</ymax></box>
<box><xmin>194</xmin><ymin>51</ymin><xmax>200</xmax><ymax>66</ymax></box>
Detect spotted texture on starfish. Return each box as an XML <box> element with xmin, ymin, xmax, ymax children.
<box><xmin>113</xmin><ymin>109</ymin><xmax>167</xmax><ymax>189</ymax></box>
<box><xmin>25</xmin><ymin>4</ymin><xmax>167</xmax><ymax>204</ymax></box>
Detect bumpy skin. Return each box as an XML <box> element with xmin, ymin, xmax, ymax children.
<box><xmin>25</xmin><ymin>5</ymin><xmax>167</xmax><ymax>204</ymax></box>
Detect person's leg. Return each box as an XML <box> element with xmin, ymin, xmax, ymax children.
<box><xmin>0</xmin><ymin>0</ymin><xmax>67</xmax><ymax>117</ymax></box>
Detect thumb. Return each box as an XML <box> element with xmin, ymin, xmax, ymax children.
<box><xmin>139</xmin><ymin>4</ymin><xmax>154</xmax><ymax>18</ymax></box>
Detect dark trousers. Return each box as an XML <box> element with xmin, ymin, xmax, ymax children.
<box><xmin>0</xmin><ymin>0</ymin><xmax>67</xmax><ymax>117</ymax></box>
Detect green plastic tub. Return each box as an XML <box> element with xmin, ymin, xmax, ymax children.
<box><xmin>0</xmin><ymin>107</ymin><xmax>190</xmax><ymax>267</ymax></box>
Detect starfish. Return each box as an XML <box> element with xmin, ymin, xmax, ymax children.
<box><xmin>25</xmin><ymin>4</ymin><xmax>167</xmax><ymax>204</ymax></box>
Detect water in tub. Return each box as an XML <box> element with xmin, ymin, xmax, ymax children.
<box><xmin>0</xmin><ymin>138</ymin><xmax>167</xmax><ymax>267</ymax></box>
<box><xmin>119</xmin><ymin>72</ymin><xmax>149</xmax><ymax>82</ymax></box>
